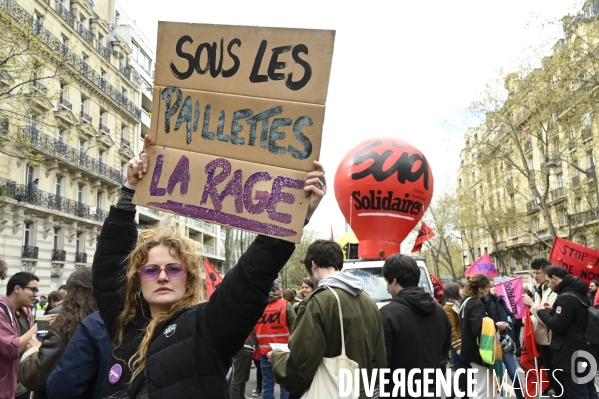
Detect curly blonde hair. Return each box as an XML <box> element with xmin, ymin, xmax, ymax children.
<box><xmin>115</xmin><ymin>229</ymin><xmax>204</xmax><ymax>383</ymax></box>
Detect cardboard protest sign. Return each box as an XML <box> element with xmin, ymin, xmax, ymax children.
<box><xmin>134</xmin><ymin>22</ymin><xmax>335</xmax><ymax>242</ymax></box>
<box><xmin>494</xmin><ymin>277</ymin><xmax>525</xmax><ymax>319</ymax></box>
<box><xmin>464</xmin><ymin>253</ymin><xmax>499</xmax><ymax>277</ymax></box>
<box><xmin>549</xmin><ymin>236</ymin><xmax>599</xmax><ymax>284</ymax></box>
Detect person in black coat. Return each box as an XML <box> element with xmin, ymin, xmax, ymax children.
<box><xmin>379</xmin><ymin>255</ymin><xmax>451</xmax><ymax>395</ymax></box>
<box><xmin>535</xmin><ymin>266</ymin><xmax>598</xmax><ymax>399</ymax></box>
<box><xmin>93</xmin><ymin>136</ymin><xmax>327</xmax><ymax>399</ymax></box>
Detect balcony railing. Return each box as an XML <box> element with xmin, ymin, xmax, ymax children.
<box><xmin>527</xmin><ymin>200</ymin><xmax>539</xmax><ymax>211</ymax></box>
<box><xmin>51</xmin><ymin>249</ymin><xmax>66</xmax><ymax>261</ymax></box>
<box><xmin>582</xmin><ymin>127</ymin><xmax>592</xmax><ymax>141</ymax></box>
<box><xmin>75</xmin><ymin>252</ymin><xmax>87</xmax><ymax>263</ymax></box>
<box><xmin>96</xmin><ymin>42</ymin><xmax>111</xmax><ymax>60</ymax></box>
<box><xmin>31</xmin><ymin>80</ymin><xmax>47</xmax><ymax>94</ymax></box>
<box><xmin>204</xmin><ymin>246</ymin><xmax>215</xmax><ymax>256</ymax></box>
<box><xmin>56</xmin><ymin>2</ymin><xmax>74</xmax><ymax>28</ymax></box>
<box><xmin>121</xmin><ymin>137</ymin><xmax>131</xmax><ymax>148</ymax></box>
<box><xmin>77</xmin><ymin>22</ymin><xmax>94</xmax><ymax>44</ymax></box>
<box><xmin>203</xmin><ymin>223</ymin><xmax>215</xmax><ymax>234</ymax></box>
<box><xmin>572</xmin><ymin>175</ymin><xmax>581</xmax><ymax>187</ymax></box>
<box><xmin>551</xmin><ymin>187</ymin><xmax>566</xmax><ymax>201</ymax></box>
<box><xmin>0</xmin><ymin>0</ymin><xmax>142</xmax><ymax>119</ymax></box>
<box><xmin>119</xmin><ymin>65</ymin><xmax>131</xmax><ymax>80</ymax></box>
<box><xmin>99</xmin><ymin>124</ymin><xmax>110</xmax><ymax>135</ymax></box>
<box><xmin>22</xmin><ymin>246</ymin><xmax>39</xmax><ymax>259</ymax></box>
<box><xmin>58</xmin><ymin>97</ymin><xmax>72</xmax><ymax>110</ymax></box>
<box><xmin>18</xmin><ymin>126</ymin><xmax>124</xmax><ymax>185</ymax></box>
<box><xmin>570</xmin><ymin>209</ymin><xmax>599</xmax><ymax>226</ymax></box>
<box><xmin>0</xmin><ymin>177</ymin><xmax>109</xmax><ymax>222</ymax></box>
<box><xmin>80</xmin><ymin>111</ymin><xmax>92</xmax><ymax>123</ymax></box>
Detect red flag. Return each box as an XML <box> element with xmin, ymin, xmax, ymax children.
<box><xmin>549</xmin><ymin>236</ymin><xmax>599</xmax><ymax>285</ymax></box>
<box><xmin>429</xmin><ymin>273</ymin><xmax>444</xmax><ymax>304</ymax></box>
<box><xmin>204</xmin><ymin>258</ymin><xmax>222</xmax><ymax>300</ymax></box>
<box><xmin>411</xmin><ymin>222</ymin><xmax>436</xmax><ymax>253</ymax></box>
<box><xmin>521</xmin><ymin>306</ymin><xmax>550</xmax><ymax>399</ymax></box>
<box><xmin>464</xmin><ymin>253</ymin><xmax>499</xmax><ymax>277</ymax></box>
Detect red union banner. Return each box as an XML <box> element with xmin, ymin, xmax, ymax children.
<box><xmin>549</xmin><ymin>236</ymin><xmax>599</xmax><ymax>284</ymax></box>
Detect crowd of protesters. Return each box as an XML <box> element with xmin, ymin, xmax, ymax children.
<box><xmin>2</xmin><ymin>142</ymin><xmax>599</xmax><ymax>399</ymax></box>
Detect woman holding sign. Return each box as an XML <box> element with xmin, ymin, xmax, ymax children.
<box><xmin>93</xmin><ymin>136</ymin><xmax>326</xmax><ymax>398</ymax></box>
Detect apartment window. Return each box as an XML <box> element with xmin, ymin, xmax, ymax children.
<box><xmin>509</xmin><ymin>194</ymin><xmax>515</xmax><ymax>208</ymax></box>
<box><xmin>97</xmin><ymin>191</ymin><xmax>104</xmax><ymax>208</ymax></box>
<box><xmin>79</xmin><ymin>140</ymin><xmax>88</xmax><ymax>154</ymax></box>
<box><xmin>575</xmin><ymin>197</ymin><xmax>582</xmax><ymax>213</ymax></box>
<box><xmin>76</xmin><ymin>232</ymin><xmax>82</xmax><ymax>252</ymax></box>
<box><xmin>458</xmin><ymin>178</ymin><xmax>462</xmax><ymax>187</ymax></box>
<box><xmin>511</xmin><ymin>257</ymin><xmax>517</xmax><ymax>270</ymax></box>
<box><xmin>26</xmin><ymin>165</ymin><xmax>34</xmax><ymax>186</ymax></box>
<box><xmin>477</xmin><ymin>248</ymin><xmax>481</xmax><ymax>258</ymax></box>
<box><xmin>82</xmin><ymin>53</ymin><xmax>89</xmax><ymax>65</ymax></box>
<box><xmin>77</xmin><ymin>184</ymin><xmax>85</xmax><ymax>203</ymax></box>
<box><xmin>98</xmin><ymin>34</ymin><xmax>104</xmax><ymax>46</ymax></box>
<box><xmin>24</xmin><ymin>222</ymin><xmax>33</xmax><ymax>246</ymax></box>
<box><xmin>100</xmin><ymin>111</ymin><xmax>107</xmax><ymax>126</ymax></box>
<box><xmin>573</xmin><ymin>162</ymin><xmax>580</xmax><ymax>177</ymax></box>
<box><xmin>556</xmin><ymin>173</ymin><xmax>564</xmax><ymax>188</ymax></box>
<box><xmin>131</xmin><ymin>41</ymin><xmax>152</xmax><ymax>73</ymax></box>
<box><xmin>80</xmin><ymin>17</ymin><xmax>87</xmax><ymax>29</ymax></box>
<box><xmin>527</xmin><ymin>157</ymin><xmax>534</xmax><ymax>171</ymax></box>
<box><xmin>81</xmin><ymin>97</ymin><xmax>88</xmax><ymax>113</ymax></box>
<box><xmin>60</xmin><ymin>82</ymin><xmax>67</xmax><ymax>101</ymax></box>
<box><xmin>99</xmin><ymin>150</ymin><xmax>106</xmax><ymax>164</ymax></box>
<box><xmin>587</xmin><ymin>150</ymin><xmax>595</xmax><ymax>169</ymax></box>
<box><xmin>55</xmin><ymin>175</ymin><xmax>63</xmax><ymax>196</ymax></box>
<box><xmin>121</xmin><ymin>125</ymin><xmax>128</xmax><ymax>139</ymax></box>
<box><xmin>53</xmin><ymin>228</ymin><xmax>60</xmax><ymax>250</ymax></box>
<box><xmin>511</xmin><ymin>224</ymin><xmax>518</xmax><ymax>236</ymax></box>
<box><xmin>531</xmin><ymin>217</ymin><xmax>540</xmax><ymax>231</ymax></box>
<box><xmin>122</xmin><ymin>88</ymin><xmax>127</xmax><ymax>99</ymax></box>
<box><xmin>58</xmin><ymin>130</ymin><xmax>66</xmax><ymax>143</ymax></box>
<box><xmin>558</xmin><ymin>208</ymin><xmax>568</xmax><ymax>225</ymax></box>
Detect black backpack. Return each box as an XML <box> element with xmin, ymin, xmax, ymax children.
<box><xmin>561</xmin><ymin>291</ymin><xmax>599</xmax><ymax>345</ymax></box>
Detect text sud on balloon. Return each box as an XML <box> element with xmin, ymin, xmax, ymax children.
<box><xmin>334</xmin><ymin>138</ymin><xmax>434</xmax><ymax>259</ymax></box>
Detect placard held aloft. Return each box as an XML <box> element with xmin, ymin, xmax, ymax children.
<box><xmin>133</xmin><ymin>22</ymin><xmax>335</xmax><ymax>243</ymax></box>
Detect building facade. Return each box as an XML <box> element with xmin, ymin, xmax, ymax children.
<box><xmin>457</xmin><ymin>1</ymin><xmax>599</xmax><ymax>277</ymax></box>
<box><xmin>0</xmin><ymin>0</ymin><xmax>225</xmax><ymax>295</ymax></box>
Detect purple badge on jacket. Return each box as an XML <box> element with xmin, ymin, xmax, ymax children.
<box><xmin>109</xmin><ymin>364</ymin><xmax>122</xmax><ymax>384</ymax></box>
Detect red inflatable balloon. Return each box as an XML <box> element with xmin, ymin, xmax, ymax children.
<box><xmin>334</xmin><ymin>138</ymin><xmax>434</xmax><ymax>260</ymax></box>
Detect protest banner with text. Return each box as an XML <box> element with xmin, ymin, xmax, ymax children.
<box><xmin>549</xmin><ymin>236</ymin><xmax>599</xmax><ymax>284</ymax></box>
<box><xmin>134</xmin><ymin>22</ymin><xmax>335</xmax><ymax>242</ymax></box>
<box><xmin>494</xmin><ymin>277</ymin><xmax>525</xmax><ymax>319</ymax></box>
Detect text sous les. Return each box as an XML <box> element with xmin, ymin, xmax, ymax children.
<box><xmin>170</xmin><ymin>36</ymin><xmax>312</xmax><ymax>91</ymax></box>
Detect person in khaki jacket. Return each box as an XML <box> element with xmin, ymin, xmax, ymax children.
<box><xmin>522</xmin><ymin>258</ymin><xmax>558</xmax><ymax>396</ymax></box>
<box><xmin>269</xmin><ymin>240</ymin><xmax>386</xmax><ymax>399</ymax></box>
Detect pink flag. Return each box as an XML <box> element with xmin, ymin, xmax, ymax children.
<box><xmin>465</xmin><ymin>253</ymin><xmax>499</xmax><ymax>277</ymax></box>
<box><xmin>494</xmin><ymin>277</ymin><xmax>525</xmax><ymax>319</ymax></box>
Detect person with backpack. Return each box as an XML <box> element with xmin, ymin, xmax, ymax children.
<box><xmin>460</xmin><ymin>273</ymin><xmax>507</xmax><ymax>399</ymax></box>
<box><xmin>484</xmin><ymin>285</ymin><xmax>524</xmax><ymax>399</ymax></box>
<box><xmin>534</xmin><ymin>265</ymin><xmax>599</xmax><ymax>399</ymax></box>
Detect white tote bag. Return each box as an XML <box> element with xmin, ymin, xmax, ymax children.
<box><xmin>301</xmin><ymin>286</ymin><xmax>359</xmax><ymax>399</ymax></box>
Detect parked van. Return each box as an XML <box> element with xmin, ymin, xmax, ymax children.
<box><xmin>342</xmin><ymin>258</ymin><xmax>434</xmax><ymax>308</ymax></box>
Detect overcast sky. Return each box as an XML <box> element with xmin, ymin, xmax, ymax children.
<box><xmin>119</xmin><ymin>0</ymin><xmax>583</xmax><ymax>248</ymax></box>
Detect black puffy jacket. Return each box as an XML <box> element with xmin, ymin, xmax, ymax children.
<box><xmin>92</xmin><ymin>206</ymin><xmax>296</xmax><ymax>398</ymax></box>
<box><xmin>459</xmin><ymin>296</ymin><xmax>487</xmax><ymax>366</ymax></box>
<box><xmin>536</xmin><ymin>275</ymin><xmax>595</xmax><ymax>372</ymax></box>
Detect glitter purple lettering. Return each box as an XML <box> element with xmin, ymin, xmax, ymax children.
<box><xmin>167</xmin><ymin>155</ymin><xmax>190</xmax><ymax>196</ymax></box>
<box><xmin>200</xmin><ymin>158</ymin><xmax>232</xmax><ymax>211</ymax></box>
<box><xmin>150</xmin><ymin>154</ymin><xmax>167</xmax><ymax>196</ymax></box>
<box><xmin>243</xmin><ymin>171</ymin><xmax>272</xmax><ymax>214</ymax></box>
<box><xmin>218</xmin><ymin>169</ymin><xmax>243</xmax><ymax>213</ymax></box>
<box><xmin>266</xmin><ymin>176</ymin><xmax>304</xmax><ymax>223</ymax></box>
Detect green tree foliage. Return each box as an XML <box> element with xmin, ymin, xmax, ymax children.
<box><xmin>280</xmin><ymin>229</ymin><xmax>324</xmax><ymax>290</ymax></box>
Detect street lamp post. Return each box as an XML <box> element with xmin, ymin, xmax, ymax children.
<box><xmin>545</xmin><ymin>160</ymin><xmax>599</xmax><ymax>212</ymax></box>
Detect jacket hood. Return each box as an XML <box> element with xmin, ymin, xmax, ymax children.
<box><xmin>268</xmin><ymin>291</ymin><xmax>282</xmax><ymax>303</ymax></box>
<box><xmin>318</xmin><ymin>272</ymin><xmax>363</xmax><ymax>297</ymax></box>
<box><xmin>556</xmin><ymin>275</ymin><xmax>588</xmax><ymax>296</ymax></box>
<box><xmin>393</xmin><ymin>286</ymin><xmax>437</xmax><ymax>315</ymax></box>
